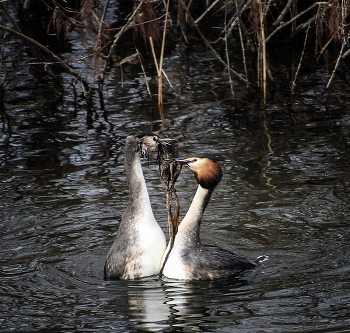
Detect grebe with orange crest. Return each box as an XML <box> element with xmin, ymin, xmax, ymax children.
<box><xmin>161</xmin><ymin>154</ymin><xmax>256</xmax><ymax>280</ymax></box>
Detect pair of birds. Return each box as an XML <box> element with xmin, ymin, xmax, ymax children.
<box><xmin>104</xmin><ymin>132</ymin><xmax>256</xmax><ymax>280</ymax></box>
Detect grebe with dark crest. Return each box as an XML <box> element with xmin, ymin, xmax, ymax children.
<box><xmin>104</xmin><ymin>132</ymin><xmax>173</xmax><ymax>280</ymax></box>
<box><xmin>161</xmin><ymin>154</ymin><xmax>256</xmax><ymax>280</ymax></box>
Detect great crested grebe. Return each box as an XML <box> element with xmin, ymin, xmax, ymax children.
<box><xmin>161</xmin><ymin>155</ymin><xmax>256</xmax><ymax>280</ymax></box>
<box><xmin>104</xmin><ymin>132</ymin><xmax>169</xmax><ymax>280</ymax></box>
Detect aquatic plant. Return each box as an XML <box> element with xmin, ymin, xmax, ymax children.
<box><xmin>1</xmin><ymin>0</ymin><xmax>350</xmax><ymax>109</ymax></box>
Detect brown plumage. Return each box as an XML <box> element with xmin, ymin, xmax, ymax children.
<box><xmin>184</xmin><ymin>157</ymin><xmax>223</xmax><ymax>189</ymax></box>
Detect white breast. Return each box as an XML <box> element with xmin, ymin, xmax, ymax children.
<box><xmin>137</xmin><ymin>214</ymin><xmax>166</xmax><ymax>276</ymax></box>
<box><xmin>161</xmin><ymin>241</ymin><xmax>189</xmax><ymax>280</ymax></box>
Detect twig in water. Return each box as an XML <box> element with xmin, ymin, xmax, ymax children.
<box><xmin>224</xmin><ymin>1</ymin><xmax>234</xmax><ymax>99</ymax></box>
<box><xmin>292</xmin><ymin>15</ymin><xmax>316</xmax><ymax>37</ymax></box>
<box><xmin>316</xmin><ymin>36</ymin><xmax>334</xmax><ymax>62</ymax></box>
<box><xmin>270</xmin><ymin>0</ymin><xmax>296</xmax><ymax>30</ymax></box>
<box><xmin>265</xmin><ymin>2</ymin><xmax>329</xmax><ymax>43</ymax></box>
<box><xmin>0</xmin><ymin>24</ymin><xmax>90</xmax><ymax>97</ymax></box>
<box><xmin>258</xmin><ymin>0</ymin><xmax>267</xmax><ymax>104</ymax></box>
<box><xmin>292</xmin><ymin>26</ymin><xmax>310</xmax><ymax>94</ymax></box>
<box><xmin>120</xmin><ymin>50</ymin><xmax>152</xmax><ymax>100</ymax></box>
<box><xmin>157</xmin><ymin>0</ymin><xmax>170</xmax><ymax>122</ymax></box>
<box><xmin>106</xmin><ymin>0</ymin><xmax>145</xmax><ymax>60</ymax></box>
<box><xmin>234</xmin><ymin>0</ymin><xmax>248</xmax><ymax>89</ymax></box>
<box><xmin>321</xmin><ymin>2</ymin><xmax>349</xmax><ymax>96</ymax></box>
<box><xmin>1</xmin><ymin>3</ymin><xmax>63</xmax><ymax>89</ymax></box>
<box><xmin>98</xmin><ymin>0</ymin><xmax>111</xmax><ymax>39</ymax></box>
<box><xmin>149</xmin><ymin>36</ymin><xmax>160</xmax><ymax>75</ymax></box>
<box><xmin>138</xmin><ymin>51</ymin><xmax>152</xmax><ymax>100</ymax></box>
<box><xmin>195</xmin><ymin>0</ymin><xmax>220</xmax><ymax>24</ymax></box>
<box><xmin>178</xmin><ymin>0</ymin><xmax>253</xmax><ymax>87</ymax></box>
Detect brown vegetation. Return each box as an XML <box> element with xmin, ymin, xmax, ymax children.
<box><xmin>1</xmin><ymin>0</ymin><xmax>350</xmax><ymax>109</ymax></box>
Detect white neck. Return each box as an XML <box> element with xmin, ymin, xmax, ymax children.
<box><xmin>177</xmin><ymin>185</ymin><xmax>213</xmax><ymax>247</ymax></box>
<box><xmin>125</xmin><ymin>139</ymin><xmax>153</xmax><ymax>217</ymax></box>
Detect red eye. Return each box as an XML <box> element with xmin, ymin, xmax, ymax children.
<box><xmin>153</xmin><ymin>137</ymin><xmax>157</xmax><ymax>141</ymax></box>
<box><xmin>193</xmin><ymin>159</ymin><xmax>197</xmax><ymax>162</ymax></box>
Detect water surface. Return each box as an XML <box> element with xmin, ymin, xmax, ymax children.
<box><xmin>1</xmin><ymin>15</ymin><xmax>350</xmax><ymax>333</ymax></box>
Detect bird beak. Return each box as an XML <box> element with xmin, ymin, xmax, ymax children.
<box><xmin>155</xmin><ymin>137</ymin><xmax>175</xmax><ymax>145</ymax></box>
<box><xmin>173</xmin><ymin>158</ymin><xmax>196</xmax><ymax>165</ymax></box>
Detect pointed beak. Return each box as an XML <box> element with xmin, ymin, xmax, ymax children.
<box><xmin>173</xmin><ymin>158</ymin><xmax>196</xmax><ymax>165</ymax></box>
<box><xmin>155</xmin><ymin>137</ymin><xmax>175</xmax><ymax>144</ymax></box>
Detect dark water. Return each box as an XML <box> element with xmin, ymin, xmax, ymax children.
<box><xmin>1</xmin><ymin>21</ymin><xmax>350</xmax><ymax>333</ymax></box>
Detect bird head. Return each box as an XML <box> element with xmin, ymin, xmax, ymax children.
<box><xmin>175</xmin><ymin>154</ymin><xmax>224</xmax><ymax>189</ymax></box>
<box><xmin>135</xmin><ymin>132</ymin><xmax>175</xmax><ymax>158</ymax></box>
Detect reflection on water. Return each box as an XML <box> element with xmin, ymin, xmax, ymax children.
<box><xmin>118</xmin><ymin>281</ymin><xmax>169</xmax><ymax>332</ymax></box>
<box><xmin>1</xmin><ymin>16</ymin><xmax>350</xmax><ymax>333</ymax></box>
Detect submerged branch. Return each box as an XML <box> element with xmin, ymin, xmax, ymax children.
<box><xmin>0</xmin><ymin>25</ymin><xmax>90</xmax><ymax>92</ymax></box>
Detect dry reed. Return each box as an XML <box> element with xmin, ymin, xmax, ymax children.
<box><xmin>1</xmin><ymin>0</ymin><xmax>350</xmax><ymax>106</ymax></box>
